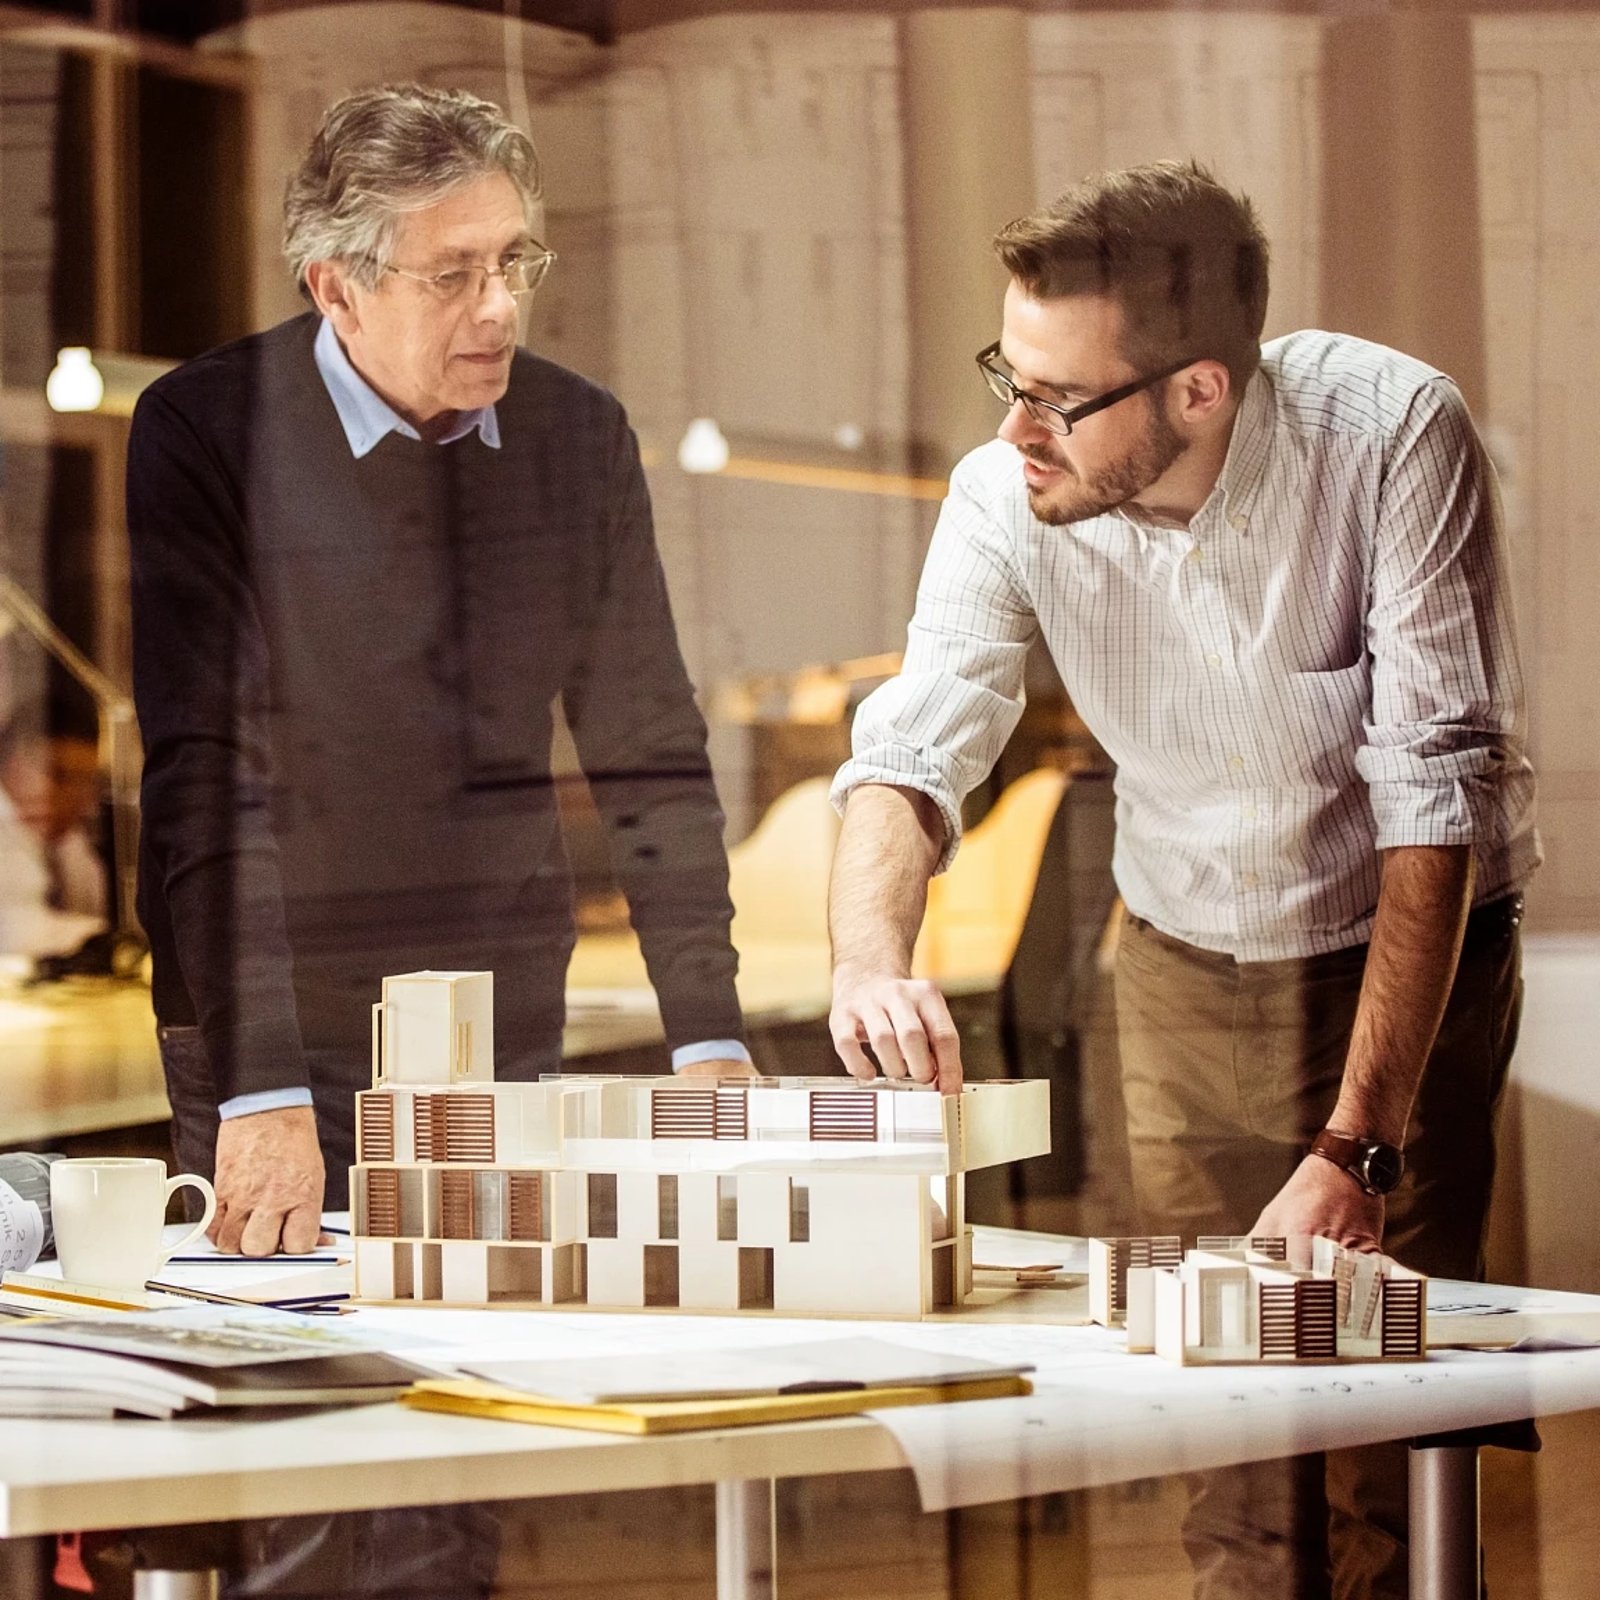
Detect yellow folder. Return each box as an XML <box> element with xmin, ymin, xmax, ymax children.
<box><xmin>402</xmin><ymin>1372</ymin><xmax>1032</xmax><ymax>1435</ymax></box>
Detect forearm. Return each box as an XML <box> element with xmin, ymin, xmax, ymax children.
<box><xmin>1332</xmin><ymin>843</ymin><xmax>1475</xmax><ymax>1145</ymax></box>
<box><xmin>829</xmin><ymin>784</ymin><xmax>944</xmax><ymax>980</ymax></box>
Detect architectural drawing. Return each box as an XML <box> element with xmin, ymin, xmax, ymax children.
<box><xmin>1089</xmin><ymin>1235</ymin><xmax>1427</xmax><ymax>1364</ymax></box>
<box><xmin>351</xmin><ymin>971</ymin><xmax>1050</xmax><ymax>1317</ymax></box>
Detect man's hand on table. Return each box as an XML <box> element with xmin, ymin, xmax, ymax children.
<box><xmin>211</xmin><ymin>1104</ymin><xmax>326</xmax><ymax>1256</ymax></box>
<box><xmin>676</xmin><ymin>1056</ymin><xmax>761</xmax><ymax>1080</ymax></box>
<box><xmin>829</xmin><ymin>968</ymin><xmax>964</xmax><ymax>1095</ymax></box>
<box><xmin>1249</xmin><ymin>1154</ymin><xmax>1384</xmax><ymax>1254</ymax></box>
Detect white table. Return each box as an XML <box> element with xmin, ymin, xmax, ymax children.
<box><xmin>6</xmin><ymin>1241</ymin><xmax>1600</xmax><ymax>1600</ymax></box>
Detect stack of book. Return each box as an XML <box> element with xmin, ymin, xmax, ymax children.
<box><xmin>0</xmin><ymin>1306</ymin><xmax>429</xmax><ymax>1419</ymax></box>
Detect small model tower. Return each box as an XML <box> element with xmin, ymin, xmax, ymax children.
<box><xmin>351</xmin><ymin>971</ymin><xmax>1051</xmax><ymax>1317</ymax></box>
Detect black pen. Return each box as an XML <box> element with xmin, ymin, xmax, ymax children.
<box><xmin>146</xmin><ymin>1280</ymin><xmax>348</xmax><ymax>1315</ymax></box>
<box><xmin>163</xmin><ymin>1254</ymin><xmax>346</xmax><ymax>1265</ymax></box>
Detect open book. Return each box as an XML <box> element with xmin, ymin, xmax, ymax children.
<box><xmin>0</xmin><ymin>1305</ymin><xmax>430</xmax><ymax>1419</ymax></box>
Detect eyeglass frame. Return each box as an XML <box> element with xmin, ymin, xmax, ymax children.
<box><xmin>376</xmin><ymin>245</ymin><xmax>557</xmax><ymax>304</ymax></box>
<box><xmin>976</xmin><ymin>341</ymin><xmax>1199</xmax><ymax>436</ymax></box>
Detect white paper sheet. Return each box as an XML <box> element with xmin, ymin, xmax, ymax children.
<box><xmin>139</xmin><ymin>1217</ymin><xmax>1600</xmax><ymax>1515</ymax></box>
<box><xmin>870</xmin><ymin>1345</ymin><xmax>1600</xmax><ymax>1511</ymax></box>
<box><xmin>0</xmin><ymin>1182</ymin><xmax>45</xmax><ymax>1274</ymax></box>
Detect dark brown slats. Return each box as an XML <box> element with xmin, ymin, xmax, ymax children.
<box><xmin>440</xmin><ymin>1170</ymin><xmax>476</xmax><ymax>1239</ymax></box>
<box><xmin>358</xmin><ymin>1094</ymin><xmax>395</xmax><ymax>1162</ymax></box>
<box><xmin>1380</xmin><ymin>1278</ymin><xmax>1424</xmax><ymax>1358</ymax></box>
<box><xmin>1259</xmin><ymin>1283</ymin><xmax>1301</xmax><ymax>1359</ymax></box>
<box><xmin>444</xmin><ymin>1094</ymin><xmax>495</xmax><ymax>1162</ymax></box>
<box><xmin>365</xmin><ymin>1169</ymin><xmax>400</xmax><ymax>1238</ymax></box>
<box><xmin>809</xmin><ymin>1090</ymin><xmax>878</xmax><ymax>1142</ymax></box>
<box><xmin>713</xmin><ymin>1089</ymin><xmax>749</xmax><ymax>1140</ymax></box>
<box><xmin>1108</xmin><ymin>1237</ymin><xmax>1183</xmax><ymax>1316</ymax></box>
<box><xmin>508</xmin><ymin>1173</ymin><xmax>544</xmax><ymax>1241</ymax></box>
<box><xmin>1294</xmin><ymin>1279</ymin><xmax>1339</xmax><ymax>1360</ymax></box>
<box><xmin>413</xmin><ymin>1096</ymin><xmax>442</xmax><ymax>1162</ymax></box>
<box><xmin>652</xmin><ymin>1088</ymin><xmax>716</xmax><ymax>1139</ymax></box>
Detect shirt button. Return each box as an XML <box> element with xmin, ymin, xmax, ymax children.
<box><xmin>1242</xmin><ymin>803</ymin><xmax>1258</xmax><ymax>820</ymax></box>
<box><xmin>1241</xmin><ymin>871</ymin><xmax>1260</xmax><ymax>889</ymax></box>
<box><xmin>1206</xmin><ymin>653</ymin><xmax>1222</xmax><ymax>668</ymax></box>
<box><xmin>1228</xmin><ymin>754</ymin><xmax>1246</xmax><ymax>771</ymax></box>
<box><xmin>1230</xmin><ymin>513</ymin><xmax>1248</xmax><ymax>531</ymax></box>
<box><xmin>1187</xmin><ymin>547</ymin><xmax>1203</xmax><ymax>562</ymax></box>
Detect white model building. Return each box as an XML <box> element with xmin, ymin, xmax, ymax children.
<box><xmin>1089</xmin><ymin>1235</ymin><xmax>1427</xmax><ymax>1364</ymax></box>
<box><xmin>351</xmin><ymin>971</ymin><xmax>1050</xmax><ymax>1317</ymax></box>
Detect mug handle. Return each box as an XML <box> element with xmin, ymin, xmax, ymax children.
<box><xmin>159</xmin><ymin>1174</ymin><xmax>218</xmax><ymax>1262</ymax></box>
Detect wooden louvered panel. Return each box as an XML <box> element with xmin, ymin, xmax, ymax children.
<box><xmin>357</xmin><ymin>1095</ymin><xmax>395</xmax><ymax>1162</ymax></box>
<box><xmin>365</xmin><ymin>1170</ymin><xmax>400</xmax><ymax>1238</ymax></box>
<box><xmin>1258</xmin><ymin>1284</ymin><xmax>1300</xmax><ymax>1359</ymax></box>
<box><xmin>1107</xmin><ymin>1236</ymin><xmax>1183</xmax><ymax>1316</ymax></box>
<box><xmin>713</xmin><ymin>1089</ymin><xmax>749</xmax><ymax>1140</ymax></box>
<box><xmin>1127</xmin><ymin>1236</ymin><xmax>1182</xmax><ymax>1270</ymax></box>
<box><xmin>443</xmin><ymin>1094</ymin><xmax>495</xmax><ymax>1163</ymax></box>
<box><xmin>1294</xmin><ymin>1280</ymin><xmax>1338</xmax><ymax>1360</ymax></box>
<box><xmin>440</xmin><ymin>1170</ymin><xmax>476</xmax><ymax>1239</ymax></box>
<box><xmin>508</xmin><ymin>1173</ymin><xmax>544</xmax><ymax>1241</ymax></box>
<box><xmin>651</xmin><ymin>1088</ymin><xmax>715</xmax><ymax>1139</ymax></box>
<box><xmin>809</xmin><ymin>1090</ymin><xmax>879</xmax><ymax>1142</ymax></box>
<box><xmin>413</xmin><ymin>1095</ymin><xmax>443</xmax><ymax>1162</ymax></box>
<box><xmin>1380</xmin><ymin>1279</ymin><xmax>1424</xmax><ymax>1358</ymax></box>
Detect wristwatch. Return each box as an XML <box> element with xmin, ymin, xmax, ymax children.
<box><xmin>1309</xmin><ymin>1128</ymin><xmax>1405</xmax><ymax>1196</ymax></box>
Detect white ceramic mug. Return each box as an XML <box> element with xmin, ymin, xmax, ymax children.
<box><xmin>49</xmin><ymin>1157</ymin><xmax>217</xmax><ymax>1290</ymax></box>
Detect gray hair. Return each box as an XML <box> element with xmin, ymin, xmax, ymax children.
<box><xmin>283</xmin><ymin>83</ymin><xmax>542</xmax><ymax>291</ymax></box>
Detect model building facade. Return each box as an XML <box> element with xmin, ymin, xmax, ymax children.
<box><xmin>351</xmin><ymin>971</ymin><xmax>1049</xmax><ymax>1317</ymax></box>
<box><xmin>1089</xmin><ymin>1235</ymin><xmax>1427</xmax><ymax>1364</ymax></box>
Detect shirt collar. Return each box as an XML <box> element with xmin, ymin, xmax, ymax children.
<box><xmin>1210</xmin><ymin>364</ymin><xmax>1275</xmax><ymax>528</ymax></box>
<box><xmin>313</xmin><ymin>316</ymin><xmax>502</xmax><ymax>459</ymax></box>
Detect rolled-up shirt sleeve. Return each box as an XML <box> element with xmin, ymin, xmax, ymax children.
<box><xmin>1355</xmin><ymin>377</ymin><xmax>1534</xmax><ymax>850</ymax></box>
<box><xmin>830</xmin><ymin>459</ymin><xmax>1038</xmax><ymax>873</ymax></box>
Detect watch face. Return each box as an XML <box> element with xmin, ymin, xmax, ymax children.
<box><xmin>1360</xmin><ymin>1143</ymin><xmax>1405</xmax><ymax>1195</ymax></box>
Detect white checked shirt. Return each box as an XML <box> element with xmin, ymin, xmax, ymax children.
<box><xmin>832</xmin><ymin>330</ymin><xmax>1540</xmax><ymax>961</ymax></box>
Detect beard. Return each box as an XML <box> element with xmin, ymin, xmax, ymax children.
<box><xmin>1023</xmin><ymin>398</ymin><xmax>1186</xmax><ymax>526</ymax></box>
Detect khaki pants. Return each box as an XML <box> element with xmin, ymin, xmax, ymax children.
<box><xmin>1114</xmin><ymin>894</ymin><xmax>1524</xmax><ymax>1600</ymax></box>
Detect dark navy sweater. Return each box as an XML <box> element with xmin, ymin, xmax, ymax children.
<box><xmin>128</xmin><ymin>313</ymin><xmax>743</xmax><ymax>1103</ymax></box>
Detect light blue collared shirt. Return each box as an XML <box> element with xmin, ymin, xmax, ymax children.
<box><xmin>219</xmin><ymin>323</ymin><xmax>747</xmax><ymax>1118</ymax></box>
<box><xmin>312</xmin><ymin>316</ymin><xmax>501</xmax><ymax>456</ymax></box>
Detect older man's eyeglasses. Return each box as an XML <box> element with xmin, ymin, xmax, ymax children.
<box><xmin>976</xmin><ymin>341</ymin><xmax>1196</xmax><ymax>436</ymax></box>
<box><xmin>381</xmin><ymin>247</ymin><xmax>557</xmax><ymax>304</ymax></box>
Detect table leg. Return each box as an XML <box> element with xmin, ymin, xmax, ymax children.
<box><xmin>715</xmin><ymin>1478</ymin><xmax>775</xmax><ymax>1600</ymax></box>
<box><xmin>1408</xmin><ymin>1442</ymin><xmax>1480</xmax><ymax>1600</ymax></box>
<box><xmin>132</xmin><ymin>1573</ymin><xmax>219</xmax><ymax>1600</ymax></box>
<box><xmin>1408</xmin><ymin>1419</ymin><xmax>1539</xmax><ymax>1600</ymax></box>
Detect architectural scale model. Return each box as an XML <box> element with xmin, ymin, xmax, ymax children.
<box><xmin>1088</xmin><ymin>1235</ymin><xmax>1428</xmax><ymax>1365</ymax></box>
<box><xmin>350</xmin><ymin>971</ymin><xmax>1050</xmax><ymax>1317</ymax></box>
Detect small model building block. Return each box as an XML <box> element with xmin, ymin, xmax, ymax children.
<box><xmin>374</xmin><ymin>971</ymin><xmax>493</xmax><ymax>1085</ymax></box>
<box><xmin>351</xmin><ymin>970</ymin><xmax>1051</xmax><ymax>1318</ymax></box>
<box><xmin>1088</xmin><ymin>1236</ymin><xmax>1182</xmax><ymax>1327</ymax></box>
<box><xmin>1091</xmin><ymin>1235</ymin><xmax>1427</xmax><ymax>1365</ymax></box>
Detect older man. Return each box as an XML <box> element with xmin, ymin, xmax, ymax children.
<box><xmin>828</xmin><ymin>161</ymin><xmax>1537</xmax><ymax>1599</ymax></box>
<box><xmin>130</xmin><ymin>82</ymin><xmax>752</xmax><ymax>1269</ymax></box>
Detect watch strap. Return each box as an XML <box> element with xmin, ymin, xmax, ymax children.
<box><xmin>1309</xmin><ymin>1127</ymin><xmax>1404</xmax><ymax>1195</ymax></box>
